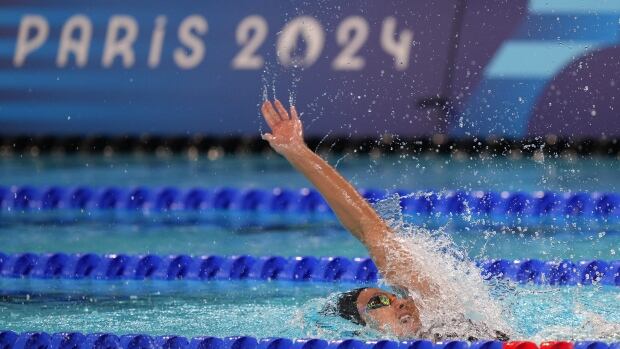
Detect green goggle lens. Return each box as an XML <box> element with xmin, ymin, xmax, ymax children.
<box><xmin>366</xmin><ymin>294</ymin><xmax>391</xmax><ymax>310</ymax></box>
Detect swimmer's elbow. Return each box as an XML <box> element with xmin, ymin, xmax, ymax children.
<box><xmin>358</xmin><ymin>217</ymin><xmax>392</xmax><ymax>245</ymax></box>
<box><xmin>340</xmin><ymin>207</ymin><xmax>391</xmax><ymax>244</ymax></box>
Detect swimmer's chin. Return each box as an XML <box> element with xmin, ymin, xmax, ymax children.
<box><xmin>373</xmin><ymin>325</ymin><xmax>420</xmax><ymax>340</ymax></box>
<box><xmin>367</xmin><ymin>318</ymin><xmax>421</xmax><ymax>339</ymax></box>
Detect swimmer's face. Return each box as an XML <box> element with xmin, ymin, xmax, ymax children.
<box><xmin>355</xmin><ymin>288</ymin><xmax>421</xmax><ymax>337</ymax></box>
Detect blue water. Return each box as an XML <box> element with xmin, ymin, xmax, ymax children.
<box><xmin>0</xmin><ymin>279</ymin><xmax>618</xmax><ymax>340</ymax></box>
<box><xmin>0</xmin><ymin>221</ymin><xmax>618</xmax><ymax>260</ymax></box>
<box><xmin>0</xmin><ymin>154</ymin><xmax>619</xmax><ymax>340</ymax></box>
<box><xmin>0</xmin><ymin>154</ymin><xmax>618</xmax><ymax>192</ymax></box>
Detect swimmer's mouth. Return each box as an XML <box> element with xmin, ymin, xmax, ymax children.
<box><xmin>399</xmin><ymin>315</ymin><xmax>412</xmax><ymax>323</ymax></box>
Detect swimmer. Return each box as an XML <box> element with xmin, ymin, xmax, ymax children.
<box><xmin>260</xmin><ymin>100</ymin><xmax>509</xmax><ymax>340</ymax></box>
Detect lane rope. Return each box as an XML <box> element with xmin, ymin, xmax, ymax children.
<box><xmin>1</xmin><ymin>186</ymin><xmax>619</xmax><ymax>218</ymax></box>
<box><xmin>0</xmin><ymin>331</ymin><xmax>617</xmax><ymax>349</ymax></box>
<box><xmin>0</xmin><ymin>253</ymin><xmax>618</xmax><ymax>286</ymax></box>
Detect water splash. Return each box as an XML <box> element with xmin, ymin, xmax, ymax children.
<box><xmin>373</xmin><ymin>193</ymin><xmax>515</xmax><ymax>340</ymax></box>
<box><xmin>298</xmin><ymin>192</ymin><xmax>620</xmax><ymax>340</ymax></box>
<box><xmin>295</xmin><ymin>193</ymin><xmax>515</xmax><ymax>340</ymax></box>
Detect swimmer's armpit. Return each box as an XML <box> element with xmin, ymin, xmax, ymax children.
<box><xmin>259</xmin><ymin>100</ymin><xmax>433</xmax><ymax>297</ymax></box>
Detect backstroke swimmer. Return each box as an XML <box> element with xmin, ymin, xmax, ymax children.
<box><xmin>259</xmin><ymin>100</ymin><xmax>510</xmax><ymax>340</ymax></box>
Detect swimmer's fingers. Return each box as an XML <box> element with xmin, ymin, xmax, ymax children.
<box><xmin>274</xmin><ymin>99</ymin><xmax>290</xmax><ymax>120</ymax></box>
<box><xmin>290</xmin><ymin>105</ymin><xmax>302</xmax><ymax>132</ymax></box>
<box><xmin>261</xmin><ymin>101</ymin><xmax>279</xmax><ymax>129</ymax></box>
<box><xmin>290</xmin><ymin>105</ymin><xmax>299</xmax><ymax>120</ymax></box>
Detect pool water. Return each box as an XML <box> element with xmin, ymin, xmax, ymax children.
<box><xmin>0</xmin><ymin>154</ymin><xmax>619</xmax><ymax>340</ymax></box>
<box><xmin>0</xmin><ymin>154</ymin><xmax>619</xmax><ymax>192</ymax></box>
<box><xmin>0</xmin><ymin>280</ymin><xmax>618</xmax><ymax>341</ymax></box>
<box><xmin>0</xmin><ymin>221</ymin><xmax>618</xmax><ymax>260</ymax></box>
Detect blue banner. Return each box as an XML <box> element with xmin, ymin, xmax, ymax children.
<box><xmin>1</xmin><ymin>0</ymin><xmax>619</xmax><ymax>137</ymax></box>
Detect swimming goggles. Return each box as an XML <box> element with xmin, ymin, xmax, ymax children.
<box><xmin>366</xmin><ymin>294</ymin><xmax>391</xmax><ymax>310</ymax></box>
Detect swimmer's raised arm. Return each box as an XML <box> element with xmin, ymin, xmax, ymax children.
<box><xmin>260</xmin><ymin>100</ymin><xmax>433</xmax><ymax>297</ymax></box>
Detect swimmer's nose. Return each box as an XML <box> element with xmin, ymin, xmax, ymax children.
<box><xmin>393</xmin><ymin>298</ymin><xmax>408</xmax><ymax>310</ymax></box>
<box><xmin>394</xmin><ymin>299</ymin><xmax>418</xmax><ymax>316</ymax></box>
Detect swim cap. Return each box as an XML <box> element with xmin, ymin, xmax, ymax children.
<box><xmin>335</xmin><ymin>287</ymin><xmax>367</xmax><ymax>325</ymax></box>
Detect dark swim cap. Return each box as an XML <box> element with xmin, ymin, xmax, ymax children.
<box><xmin>335</xmin><ymin>287</ymin><xmax>367</xmax><ymax>325</ymax></box>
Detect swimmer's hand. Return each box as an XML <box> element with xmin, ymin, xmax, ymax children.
<box><xmin>261</xmin><ymin>100</ymin><xmax>305</xmax><ymax>155</ymax></box>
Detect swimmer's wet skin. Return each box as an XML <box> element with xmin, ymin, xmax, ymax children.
<box><xmin>260</xmin><ymin>100</ymin><xmax>508</xmax><ymax>340</ymax></box>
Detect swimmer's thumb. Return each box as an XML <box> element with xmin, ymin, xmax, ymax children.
<box><xmin>261</xmin><ymin>133</ymin><xmax>275</xmax><ymax>142</ymax></box>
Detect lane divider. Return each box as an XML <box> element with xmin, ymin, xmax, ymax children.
<box><xmin>0</xmin><ymin>331</ymin><xmax>618</xmax><ymax>349</ymax></box>
<box><xmin>3</xmin><ymin>134</ymin><xmax>619</xmax><ymax>157</ymax></box>
<box><xmin>1</xmin><ymin>186</ymin><xmax>620</xmax><ymax>218</ymax></box>
<box><xmin>0</xmin><ymin>253</ymin><xmax>618</xmax><ymax>286</ymax></box>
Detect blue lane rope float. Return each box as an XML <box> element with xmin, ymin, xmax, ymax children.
<box><xmin>1</xmin><ymin>186</ymin><xmax>620</xmax><ymax>218</ymax></box>
<box><xmin>0</xmin><ymin>253</ymin><xmax>618</xmax><ymax>286</ymax></box>
<box><xmin>0</xmin><ymin>331</ymin><xmax>619</xmax><ymax>349</ymax></box>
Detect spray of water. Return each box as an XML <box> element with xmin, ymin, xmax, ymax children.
<box><xmin>372</xmin><ymin>194</ymin><xmax>515</xmax><ymax>340</ymax></box>
<box><xmin>296</xmin><ymin>192</ymin><xmax>620</xmax><ymax>340</ymax></box>
<box><xmin>291</xmin><ymin>193</ymin><xmax>514</xmax><ymax>340</ymax></box>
